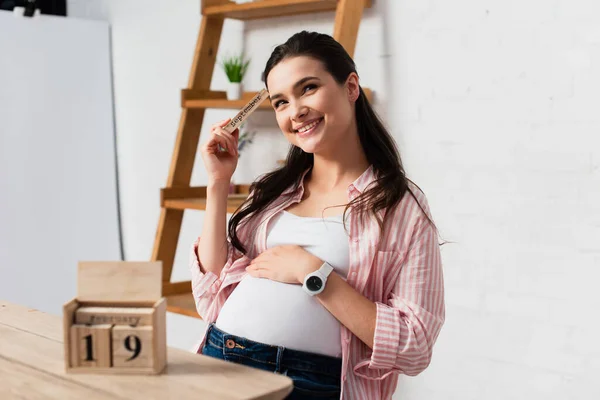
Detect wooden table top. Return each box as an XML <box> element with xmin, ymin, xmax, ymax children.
<box><xmin>0</xmin><ymin>301</ymin><xmax>293</xmax><ymax>399</ymax></box>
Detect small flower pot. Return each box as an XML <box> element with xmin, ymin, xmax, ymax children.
<box><xmin>227</xmin><ymin>82</ymin><xmax>242</xmax><ymax>100</ymax></box>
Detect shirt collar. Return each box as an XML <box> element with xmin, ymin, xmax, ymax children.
<box><xmin>282</xmin><ymin>164</ymin><xmax>376</xmax><ymax>196</ymax></box>
<box><xmin>350</xmin><ymin>164</ymin><xmax>376</xmax><ymax>193</ymax></box>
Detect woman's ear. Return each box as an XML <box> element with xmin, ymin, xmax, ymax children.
<box><xmin>345</xmin><ymin>72</ymin><xmax>360</xmax><ymax>102</ymax></box>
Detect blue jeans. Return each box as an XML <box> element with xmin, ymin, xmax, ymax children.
<box><xmin>200</xmin><ymin>322</ymin><xmax>342</xmax><ymax>399</ymax></box>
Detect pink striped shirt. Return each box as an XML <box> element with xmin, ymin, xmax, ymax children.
<box><xmin>190</xmin><ymin>165</ymin><xmax>445</xmax><ymax>399</ymax></box>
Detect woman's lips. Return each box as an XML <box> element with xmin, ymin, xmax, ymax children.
<box><xmin>296</xmin><ymin>117</ymin><xmax>323</xmax><ymax>138</ymax></box>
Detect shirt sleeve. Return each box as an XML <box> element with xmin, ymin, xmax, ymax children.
<box><xmin>189</xmin><ymin>189</ymin><xmax>258</xmax><ymax>319</ymax></box>
<box><xmin>189</xmin><ymin>236</ymin><xmax>247</xmax><ymax>319</ymax></box>
<box><xmin>353</xmin><ymin>211</ymin><xmax>446</xmax><ymax>380</ymax></box>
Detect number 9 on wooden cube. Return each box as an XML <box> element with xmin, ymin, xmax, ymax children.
<box><xmin>112</xmin><ymin>326</ymin><xmax>154</xmax><ymax>368</ymax></box>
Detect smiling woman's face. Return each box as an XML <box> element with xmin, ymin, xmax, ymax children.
<box><xmin>266</xmin><ymin>56</ymin><xmax>357</xmax><ymax>155</ymax></box>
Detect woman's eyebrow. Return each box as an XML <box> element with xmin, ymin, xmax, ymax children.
<box><xmin>269</xmin><ymin>76</ymin><xmax>320</xmax><ymax>102</ymax></box>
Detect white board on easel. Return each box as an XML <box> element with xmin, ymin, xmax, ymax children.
<box><xmin>0</xmin><ymin>11</ymin><xmax>122</xmax><ymax>315</ymax></box>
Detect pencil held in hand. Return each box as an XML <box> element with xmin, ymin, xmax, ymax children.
<box><xmin>210</xmin><ymin>119</ymin><xmax>238</xmax><ymax>156</ymax></box>
<box><xmin>223</xmin><ymin>89</ymin><xmax>269</xmax><ymax>134</ymax></box>
<box><xmin>201</xmin><ymin>91</ymin><xmax>268</xmax><ymax>182</ymax></box>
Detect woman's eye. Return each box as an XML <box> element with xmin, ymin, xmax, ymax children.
<box><xmin>272</xmin><ymin>85</ymin><xmax>316</xmax><ymax>108</ymax></box>
<box><xmin>303</xmin><ymin>84</ymin><xmax>317</xmax><ymax>93</ymax></box>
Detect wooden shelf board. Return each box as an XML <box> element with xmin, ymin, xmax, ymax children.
<box><xmin>183</xmin><ymin>96</ymin><xmax>273</xmax><ymax>110</ymax></box>
<box><xmin>203</xmin><ymin>0</ymin><xmax>340</xmax><ymax>20</ymax></box>
<box><xmin>166</xmin><ymin>292</ymin><xmax>200</xmax><ymax>319</ymax></box>
<box><xmin>183</xmin><ymin>88</ymin><xmax>373</xmax><ymax>110</ymax></box>
<box><xmin>164</xmin><ymin>194</ymin><xmax>248</xmax><ymax>213</ymax></box>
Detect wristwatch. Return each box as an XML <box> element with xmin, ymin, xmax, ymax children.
<box><xmin>302</xmin><ymin>262</ymin><xmax>334</xmax><ymax>296</ymax></box>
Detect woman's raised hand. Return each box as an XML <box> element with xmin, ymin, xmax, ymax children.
<box><xmin>200</xmin><ymin>118</ymin><xmax>240</xmax><ymax>184</ymax></box>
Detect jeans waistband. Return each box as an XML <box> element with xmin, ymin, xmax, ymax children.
<box><xmin>206</xmin><ymin>323</ymin><xmax>342</xmax><ymax>378</ymax></box>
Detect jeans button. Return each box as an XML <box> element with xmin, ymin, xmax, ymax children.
<box><xmin>225</xmin><ymin>339</ymin><xmax>235</xmax><ymax>349</ymax></box>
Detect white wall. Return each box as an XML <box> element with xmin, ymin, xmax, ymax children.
<box><xmin>69</xmin><ymin>1</ymin><xmax>600</xmax><ymax>399</ymax></box>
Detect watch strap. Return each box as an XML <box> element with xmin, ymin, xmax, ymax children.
<box><xmin>318</xmin><ymin>262</ymin><xmax>334</xmax><ymax>279</ymax></box>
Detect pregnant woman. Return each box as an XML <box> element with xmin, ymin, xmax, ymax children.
<box><xmin>191</xmin><ymin>31</ymin><xmax>445</xmax><ymax>400</ymax></box>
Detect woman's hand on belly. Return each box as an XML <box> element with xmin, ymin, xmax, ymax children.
<box><xmin>246</xmin><ymin>245</ymin><xmax>323</xmax><ymax>285</ymax></box>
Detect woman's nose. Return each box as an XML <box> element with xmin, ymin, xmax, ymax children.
<box><xmin>291</xmin><ymin>102</ymin><xmax>309</xmax><ymax>121</ymax></box>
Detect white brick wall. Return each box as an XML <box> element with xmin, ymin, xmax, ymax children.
<box><xmin>69</xmin><ymin>1</ymin><xmax>600</xmax><ymax>398</ymax></box>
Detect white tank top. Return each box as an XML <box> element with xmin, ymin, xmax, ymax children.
<box><xmin>215</xmin><ymin>210</ymin><xmax>350</xmax><ymax>357</ymax></box>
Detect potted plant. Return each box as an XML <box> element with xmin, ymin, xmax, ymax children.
<box><xmin>229</xmin><ymin>123</ymin><xmax>257</xmax><ymax>193</ymax></box>
<box><xmin>220</xmin><ymin>53</ymin><xmax>250</xmax><ymax>100</ymax></box>
<box><xmin>237</xmin><ymin>124</ymin><xmax>257</xmax><ymax>157</ymax></box>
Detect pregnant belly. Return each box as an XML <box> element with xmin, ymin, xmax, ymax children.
<box><xmin>215</xmin><ymin>275</ymin><xmax>342</xmax><ymax>357</ymax></box>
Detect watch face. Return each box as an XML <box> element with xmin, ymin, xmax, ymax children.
<box><xmin>306</xmin><ymin>276</ymin><xmax>323</xmax><ymax>292</ymax></box>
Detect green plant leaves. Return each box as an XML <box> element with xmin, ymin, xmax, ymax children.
<box><xmin>220</xmin><ymin>54</ymin><xmax>250</xmax><ymax>83</ymax></box>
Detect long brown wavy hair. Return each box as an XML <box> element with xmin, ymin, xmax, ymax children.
<box><xmin>228</xmin><ymin>31</ymin><xmax>446</xmax><ymax>254</ymax></box>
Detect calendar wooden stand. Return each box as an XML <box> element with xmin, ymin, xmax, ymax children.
<box><xmin>63</xmin><ymin>261</ymin><xmax>167</xmax><ymax>374</ymax></box>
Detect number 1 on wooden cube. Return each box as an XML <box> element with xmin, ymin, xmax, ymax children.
<box><xmin>70</xmin><ymin>324</ymin><xmax>112</xmax><ymax>368</ymax></box>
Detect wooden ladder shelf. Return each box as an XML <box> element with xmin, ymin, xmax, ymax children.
<box><xmin>153</xmin><ymin>0</ymin><xmax>372</xmax><ymax>318</ymax></box>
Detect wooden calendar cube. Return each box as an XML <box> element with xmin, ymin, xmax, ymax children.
<box><xmin>111</xmin><ymin>326</ymin><xmax>154</xmax><ymax>368</ymax></box>
<box><xmin>63</xmin><ymin>261</ymin><xmax>167</xmax><ymax>374</ymax></box>
<box><xmin>69</xmin><ymin>324</ymin><xmax>112</xmax><ymax>368</ymax></box>
<box><xmin>75</xmin><ymin>306</ymin><xmax>154</xmax><ymax>326</ymax></box>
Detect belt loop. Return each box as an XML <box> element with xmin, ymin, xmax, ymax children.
<box><xmin>275</xmin><ymin>346</ymin><xmax>284</xmax><ymax>374</ymax></box>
